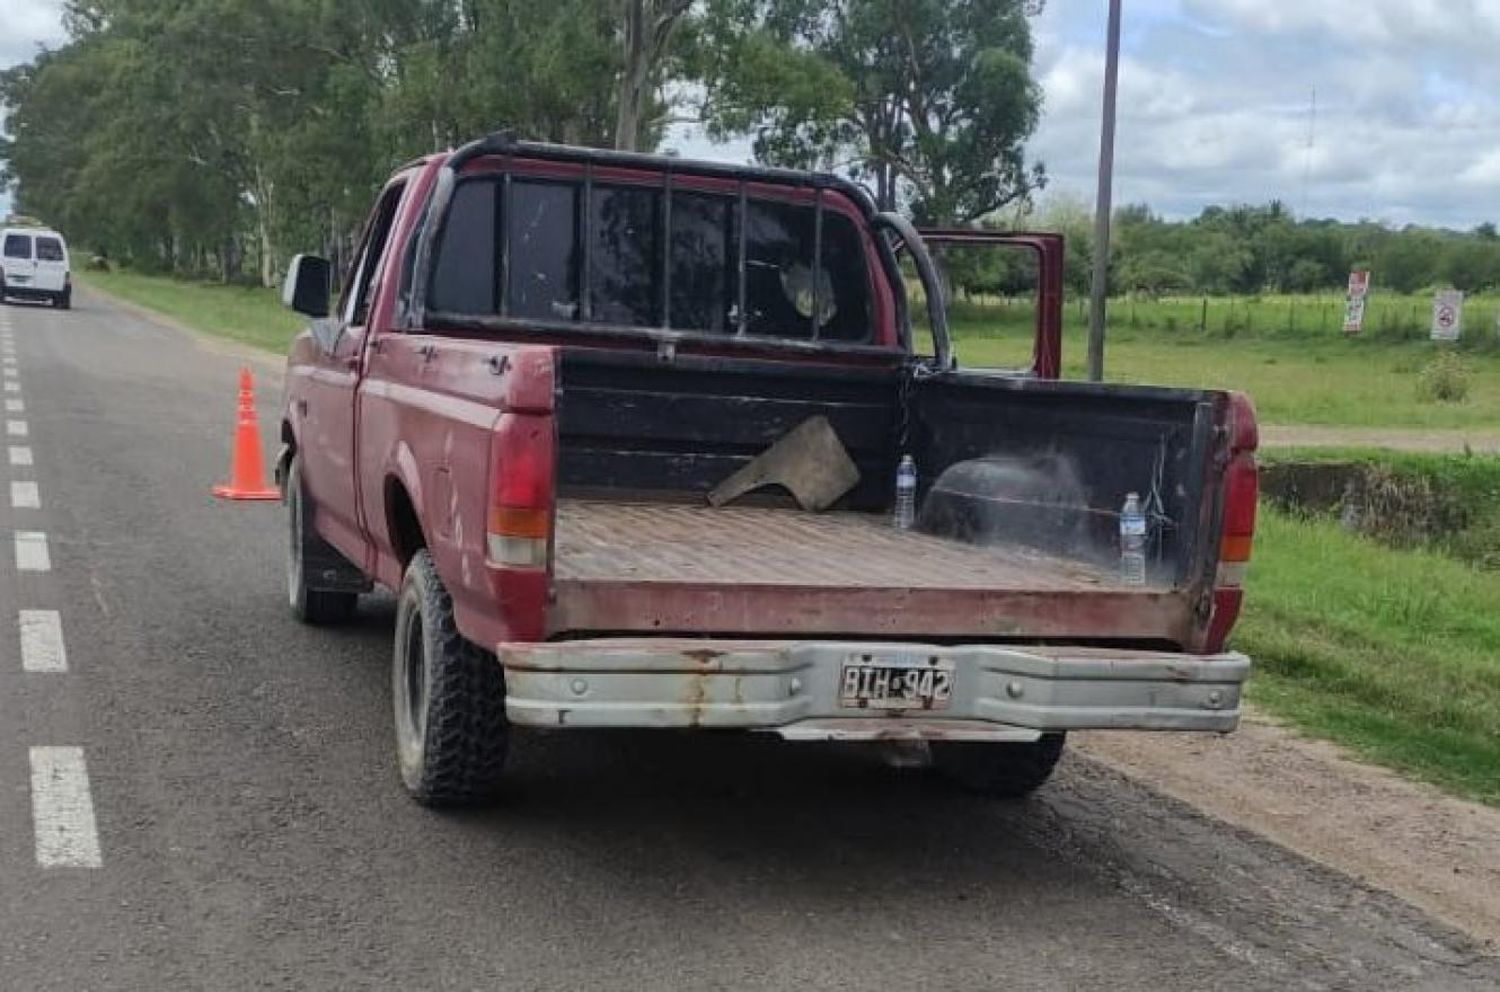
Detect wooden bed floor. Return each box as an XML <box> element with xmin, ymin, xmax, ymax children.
<box><xmin>553</xmin><ymin>499</ymin><xmax>1118</xmax><ymax>593</ymax></box>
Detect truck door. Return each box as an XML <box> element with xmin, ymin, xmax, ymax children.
<box><xmin>298</xmin><ymin>180</ymin><xmax>407</xmax><ymax>561</ymax></box>
<box><xmin>903</xmin><ymin>229</ymin><xmax>1065</xmax><ymax>379</ymax></box>
<box><xmin>32</xmin><ymin>234</ymin><xmax>69</xmax><ymax>294</ymax></box>
<box><xmin>2</xmin><ymin>233</ymin><xmax>36</xmax><ymax>295</ymax></box>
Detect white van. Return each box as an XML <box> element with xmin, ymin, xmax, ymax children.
<box><xmin>0</xmin><ymin>227</ymin><xmax>72</xmax><ymax>309</ymax></box>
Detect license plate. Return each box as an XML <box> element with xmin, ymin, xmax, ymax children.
<box><xmin>839</xmin><ymin>654</ymin><xmax>954</xmax><ymax>710</ymax></box>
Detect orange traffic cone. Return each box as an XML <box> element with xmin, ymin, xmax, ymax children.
<box><xmin>212</xmin><ymin>366</ymin><xmax>281</xmax><ymax>501</ymax></box>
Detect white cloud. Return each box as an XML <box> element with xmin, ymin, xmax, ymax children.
<box><xmin>1030</xmin><ymin>0</ymin><xmax>1500</xmax><ymax>226</ymax></box>
<box><xmin>0</xmin><ymin>0</ymin><xmax>65</xmax><ymax>68</ymax></box>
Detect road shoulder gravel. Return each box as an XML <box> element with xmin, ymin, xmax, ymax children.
<box><xmin>1077</xmin><ymin>709</ymin><xmax>1500</xmax><ymax>951</ymax></box>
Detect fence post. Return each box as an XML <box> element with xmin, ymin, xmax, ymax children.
<box><xmin>1200</xmin><ymin>297</ymin><xmax>1208</xmax><ymax>332</ymax></box>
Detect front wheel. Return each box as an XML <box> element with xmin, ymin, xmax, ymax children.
<box><xmin>285</xmin><ymin>455</ymin><xmax>357</xmax><ymax>624</ymax></box>
<box><xmin>392</xmin><ymin>549</ymin><xmax>510</xmax><ymax>805</ymax></box>
<box><xmin>931</xmin><ymin>733</ymin><xmax>1067</xmax><ymax>798</ymax></box>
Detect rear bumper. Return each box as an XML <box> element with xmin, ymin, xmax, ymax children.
<box><xmin>1</xmin><ymin>284</ymin><xmax>61</xmax><ymax>301</ymax></box>
<box><xmin>498</xmin><ymin>639</ymin><xmax>1251</xmax><ymax>740</ymax></box>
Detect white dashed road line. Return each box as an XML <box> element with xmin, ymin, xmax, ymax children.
<box><xmin>20</xmin><ymin>610</ymin><xmax>67</xmax><ymax>673</ymax></box>
<box><xmin>29</xmin><ymin>747</ymin><xmax>102</xmax><ymax>869</ymax></box>
<box><xmin>11</xmin><ymin>481</ymin><xmax>40</xmax><ymax>509</ymax></box>
<box><xmin>15</xmin><ymin>532</ymin><xmax>51</xmax><ymax>572</ymax></box>
<box><xmin>3</xmin><ymin>327</ymin><xmax>106</xmax><ymax>875</ymax></box>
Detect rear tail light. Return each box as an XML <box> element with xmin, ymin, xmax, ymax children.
<box><xmin>1202</xmin><ymin>392</ymin><xmax>1258</xmax><ymax>652</ymax></box>
<box><xmin>486</xmin><ymin>413</ymin><xmax>555</xmax><ymax>567</ymax></box>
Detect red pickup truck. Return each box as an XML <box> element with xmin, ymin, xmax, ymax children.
<box><xmin>277</xmin><ymin>132</ymin><xmax>1257</xmax><ymax>806</ymax></box>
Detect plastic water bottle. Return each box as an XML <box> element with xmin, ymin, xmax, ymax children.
<box><xmin>1119</xmin><ymin>492</ymin><xmax>1147</xmax><ymax>585</ymax></box>
<box><xmin>893</xmin><ymin>455</ymin><xmax>918</xmax><ymax>530</ymax></box>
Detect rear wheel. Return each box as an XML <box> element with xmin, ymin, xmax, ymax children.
<box><xmin>392</xmin><ymin>550</ymin><xmax>510</xmax><ymax>805</ymax></box>
<box><xmin>285</xmin><ymin>455</ymin><xmax>357</xmax><ymax>624</ymax></box>
<box><xmin>931</xmin><ymin>733</ymin><xmax>1067</xmax><ymax>798</ymax></box>
<box><xmin>56</xmin><ymin>289</ymin><xmax>71</xmax><ymax>310</ymax></box>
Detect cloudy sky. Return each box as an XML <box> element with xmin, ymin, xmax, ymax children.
<box><xmin>1031</xmin><ymin>0</ymin><xmax>1500</xmax><ymax>226</ymax></box>
<box><xmin>6</xmin><ymin>0</ymin><xmax>1500</xmax><ymax>227</ymax></box>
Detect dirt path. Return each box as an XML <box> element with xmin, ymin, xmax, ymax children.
<box><xmin>1076</xmin><ymin>711</ymin><xmax>1500</xmax><ymax>951</ymax></box>
<box><xmin>1263</xmin><ymin>425</ymin><xmax>1500</xmax><ymax>451</ymax></box>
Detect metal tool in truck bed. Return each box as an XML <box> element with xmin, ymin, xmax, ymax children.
<box><xmin>276</xmin><ymin>131</ymin><xmax>1257</xmax><ymax>804</ymax></box>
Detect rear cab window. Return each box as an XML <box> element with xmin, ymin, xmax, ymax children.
<box><xmin>35</xmin><ymin>237</ymin><xmax>65</xmax><ymax>263</ymax></box>
<box><xmin>425</xmin><ymin>164</ymin><xmax>881</xmax><ymax>347</ymax></box>
<box><xmin>3</xmin><ymin>235</ymin><xmax>32</xmax><ymax>260</ymax></box>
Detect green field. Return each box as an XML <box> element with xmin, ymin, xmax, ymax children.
<box><xmin>941</xmin><ymin>294</ymin><xmax>1500</xmax><ymax>428</ymax></box>
<box><xmin>79</xmin><ymin>270</ymin><xmax>303</xmax><ymax>353</ymax></box>
<box><xmin>1237</xmin><ymin>508</ymin><xmax>1500</xmax><ymax>805</ymax></box>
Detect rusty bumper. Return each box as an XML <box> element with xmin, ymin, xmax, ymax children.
<box><xmin>498</xmin><ymin>639</ymin><xmax>1251</xmax><ymax>740</ymax></box>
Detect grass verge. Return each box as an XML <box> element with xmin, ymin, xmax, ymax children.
<box><xmin>1236</xmin><ymin>509</ymin><xmax>1500</xmax><ymax>805</ymax></box>
<box><xmin>951</xmin><ymin>319</ymin><xmax>1500</xmax><ymax>430</ymax></box>
<box><xmin>77</xmin><ymin>270</ymin><xmax>302</xmax><ymax>352</ymax></box>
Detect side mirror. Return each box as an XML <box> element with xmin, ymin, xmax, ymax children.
<box><xmin>282</xmin><ymin>254</ymin><xmax>331</xmax><ymax>318</ymax></box>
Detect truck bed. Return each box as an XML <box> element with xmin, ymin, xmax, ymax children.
<box><xmin>548</xmin><ymin>500</ymin><xmax>1193</xmax><ymax>643</ymax></box>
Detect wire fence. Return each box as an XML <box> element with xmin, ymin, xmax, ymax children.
<box><xmin>942</xmin><ymin>291</ymin><xmax>1500</xmax><ymax>349</ymax></box>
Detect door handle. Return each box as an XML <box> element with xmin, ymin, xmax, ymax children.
<box><xmin>417</xmin><ymin>344</ymin><xmax>437</xmax><ymax>362</ymax></box>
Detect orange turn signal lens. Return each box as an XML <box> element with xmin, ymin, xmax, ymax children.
<box><xmin>488</xmin><ymin>506</ymin><xmax>550</xmax><ymax>539</ymax></box>
<box><xmin>1221</xmin><ymin>534</ymin><xmax>1253</xmax><ymax>563</ymax></box>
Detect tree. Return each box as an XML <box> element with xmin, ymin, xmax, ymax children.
<box><xmin>1284</xmin><ymin>258</ymin><xmax>1327</xmax><ymax>293</ymax></box>
<box><xmin>1</xmin><ymin>0</ymin><xmax>651</xmax><ymax>283</ymax></box>
<box><xmin>1375</xmin><ymin>230</ymin><xmax>1443</xmax><ymax>294</ymax></box>
<box><xmin>615</xmin><ymin>0</ymin><xmax>693</xmax><ymax>151</ymax></box>
<box><xmin>1118</xmin><ymin>250</ymin><xmax>1190</xmax><ymax>298</ymax></box>
<box><xmin>1028</xmin><ymin>191</ymin><xmax>1093</xmax><ymax>294</ymax></box>
<box><xmin>697</xmin><ymin>0</ymin><xmax>1045</xmax><ymax>223</ymax></box>
<box><xmin>1440</xmin><ymin>240</ymin><xmax>1500</xmax><ymax>294</ymax></box>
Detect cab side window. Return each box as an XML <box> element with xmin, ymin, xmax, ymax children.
<box><xmin>339</xmin><ymin>181</ymin><xmax>407</xmax><ymax>327</ymax></box>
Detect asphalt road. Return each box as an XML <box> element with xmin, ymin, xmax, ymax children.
<box><xmin>0</xmin><ymin>289</ymin><xmax>1492</xmax><ymax>991</ymax></box>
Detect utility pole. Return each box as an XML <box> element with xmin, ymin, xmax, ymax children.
<box><xmin>1087</xmin><ymin>0</ymin><xmax>1122</xmax><ymax>382</ymax></box>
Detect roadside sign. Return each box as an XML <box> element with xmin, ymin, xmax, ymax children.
<box><xmin>1343</xmin><ymin>269</ymin><xmax>1371</xmax><ymax>335</ymax></box>
<box><xmin>1342</xmin><ymin>297</ymin><xmax>1366</xmax><ymax>335</ymax></box>
<box><xmin>1431</xmin><ymin>289</ymin><xmax>1463</xmax><ymax>341</ymax></box>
